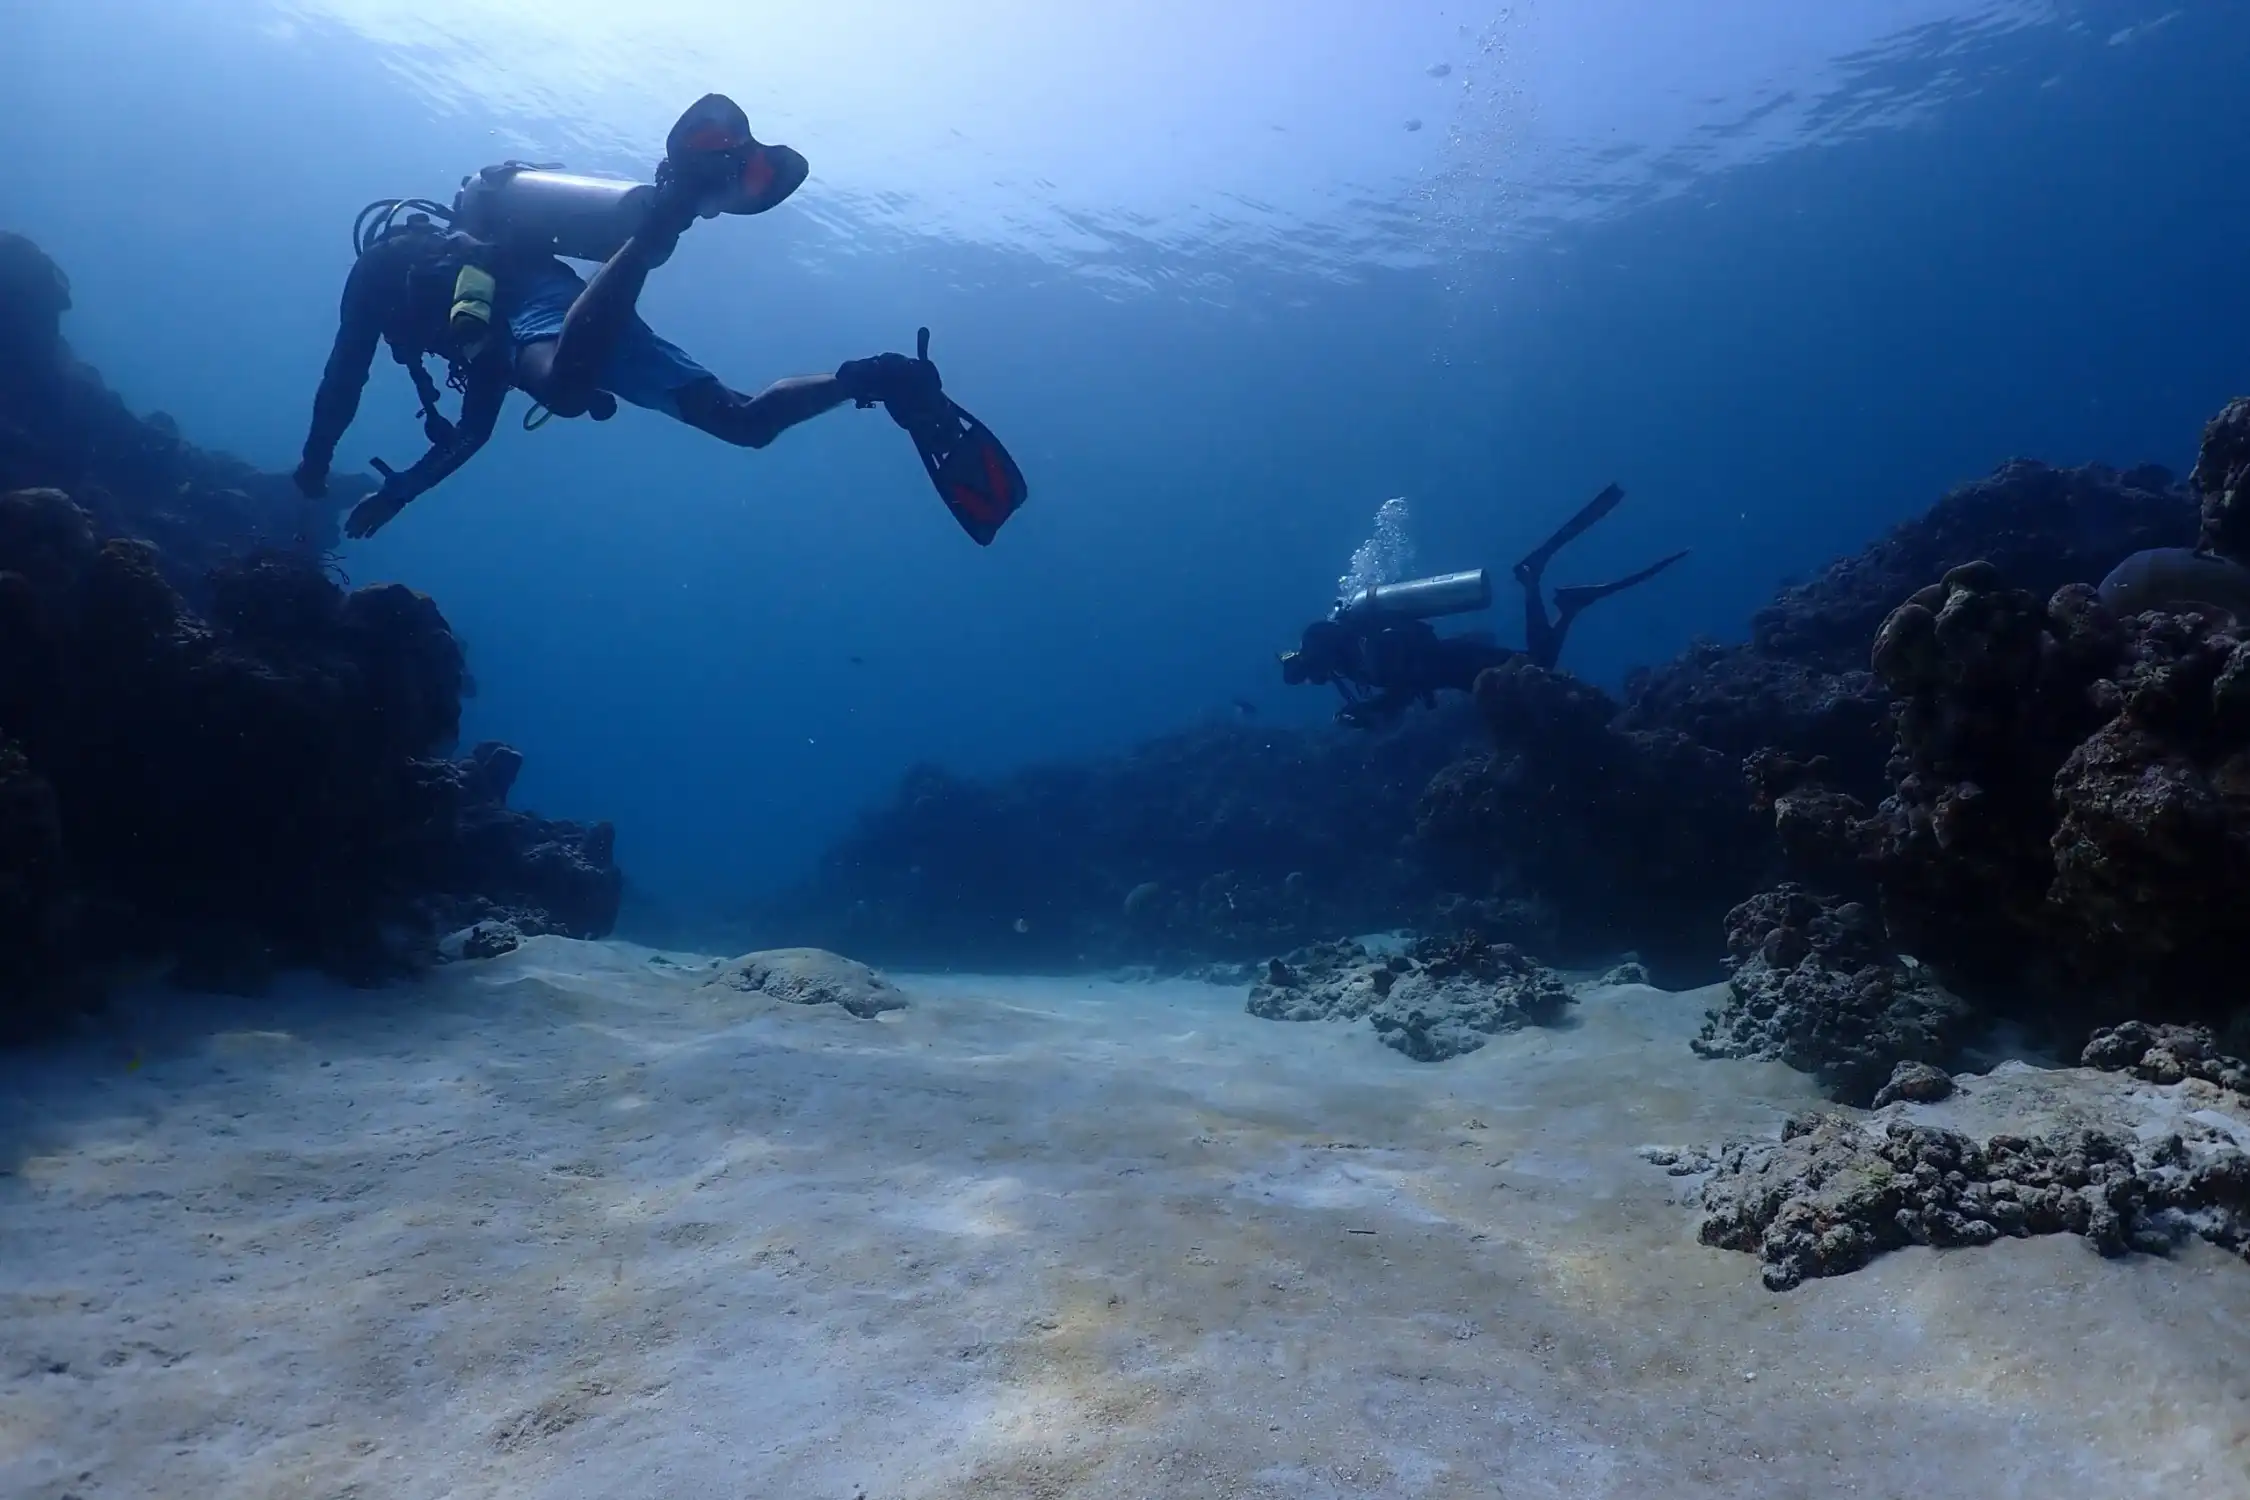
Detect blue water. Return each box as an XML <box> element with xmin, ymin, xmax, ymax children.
<box><xmin>2</xmin><ymin>0</ymin><xmax>2239</xmax><ymax>931</ymax></box>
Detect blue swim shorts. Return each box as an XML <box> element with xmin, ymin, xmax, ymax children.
<box><xmin>503</xmin><ymin>258</ymin><xmax>714</xmax><ymax>419</ymax></box>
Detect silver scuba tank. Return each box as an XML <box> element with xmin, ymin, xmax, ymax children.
<box><xmin>449</xmin><ymin>164</ymin><xmax>659</xmax><ymax>264</ymax></box>
<box><xmin>1336</xmin><ymin>568</ymin><xmax>1493</xmax><ymax>622</ymax></box>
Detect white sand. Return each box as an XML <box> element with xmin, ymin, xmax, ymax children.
<box><xmin>3</xmin><ymin>940</ymin><xmax>2247</xmax><ymax>1499</ymax></box>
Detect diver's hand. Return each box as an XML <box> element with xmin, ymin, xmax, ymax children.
<box><xmin>345</xmin><ymin>477</ymin><xmax>416</xmax><ymax>540</ymax></box>
<box><xmin>293</xmin><ymin>458</ymin><xmax>330</xmax><ymax>500</ymax></box>
<box><xmin>835</xmin><ymin>351</ymin><xmax>942</xmax><ymax>413</ymax></box>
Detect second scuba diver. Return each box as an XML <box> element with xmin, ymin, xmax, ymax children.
<box><xmin>1281</xmin><ymin>483</ymin><xmax>1688</xmax><ymax>728</ymax></box>
<box><xmin>296</xmin><ymin>95</ymin><xmax>1026</xmax><ymax>544</ymax></box>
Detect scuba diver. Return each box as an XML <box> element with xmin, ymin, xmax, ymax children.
<box><xmin>1280</xmin><ymin>483</ymin><xmax>1688</xmax><ymax>728</ymax></box>
<box><xmin>295</xmin><ymin>95</ymin><xmax>1027</xmax><ymax>545</ymax></box>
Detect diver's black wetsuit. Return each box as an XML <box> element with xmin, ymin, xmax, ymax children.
<box><xmin>297</xmin><ymin>158</ymin><xmax>940</xmax><ymax>540</ymax></box>
<box><xmin>1281</xmin><ymin>483</ymin><xmax>1689</xmax><ymax>729</ymax></box>
<box><xmin>1283</xmin><ymin>617</ymin><xmax>1517</xmax><ymax>729</ymax></box>
<box><xmin>299</xmin><ymin>228</ymin><xmax>513</xmax><ymax>517</ymax></box>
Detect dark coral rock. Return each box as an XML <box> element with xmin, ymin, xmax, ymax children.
<box><xmin>1871</xmin><ymin>1060</ymin><xmax>1956</xmax><ymax>1108</ymax></box>
<box><xmin>1693</xmin><ymin>885</ymin><xmax>1974</xmax><ymax>1106</ymax></box>
<box><xmin>0</xmin><ymin>489</ymin><xmax>620</xmax><ymax>1023</ymax></box>
<box><xmin>1775</xmin><ymin>536</ymin><xmax>2250</xmax><ymax>1030</ymax></box>
<box><xmin>0</xmin><ymin>237</ymin><xmax>620</xmax><ymax>1024</ymax></box>
<box><xmin>0</xmin><ymin>736</ymin><xmax>79</xmax><ymax>1036</ymax></box>
<box><xmin>704</xmin><ymin>947</ymin><xmax>909</xmax><ymax>1019</ymax></box>
<box><xmin>0</xmin><ymin>236</ymin><xmax>355</xmax><ymax>600</ymax></box>
<box><xmin>2192</xmin><ymin>397</ymin><xmax>2250</xmax><ymax>566</ymax></box>
<box><xmin>1417</xmin><ymin>658</ymin><xmax>1771</xmax><ymax>984</ymax></box>
<box><xmin>2082</xmin><ymin>1022</ymin><xmax>2250</xmax><ymax>1099</ymax></box>
<box><xmin>1827</xmin><ymin>567</ymin><xmax>2121</xmax><ymax>1004</ymax></box>
<box><xmin>1695</xmin><ymin>1112</ymin><xmax>2249</xmax><ymax>1291</ymax></box>
<box><xmin>1619</xmin><ymin>641</ymin><xmax>1894</xmax><ymax>804</ymax></box>
<box><xmin>1248</xmin><ymin>932</ymin><xmax>1572</xmax><ymax>1061</ymax></box>
<box><xmin>1751</xmin><ymin>460</ymin><xmax>2194</xmax><ymax>675</ymax></box>
<box><xmin>2046</xmin><ymin>621</ymin><xmax>2250</xmax><ymax>1006</ymax></box>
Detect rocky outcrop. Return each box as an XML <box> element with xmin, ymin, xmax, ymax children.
<box><xmin>704</xmin><ymin>947</ymin><xmax>909</xmax><ymax>1018</ymax></box>
<box><xmin>1749</xmin><ymin>460</ymin><xmax>2193</xmax><ymax>674</ymax></box>
<box><xmin>1692</xmin><ymin>885</ymin><xmax>1974</xmax><ymax>1106</ymax></box>
<box><xmin>1758</xmin><ymin>550</ymin><xmax>2250</xmax><ymax>1031</ymax></box>
<box><xmin>1247</xmin><ymin>932</ymin><xmax>1572</xmax><ymax>1061</ymax></box>
<box><xmin>1415</xmin><ymin>658</ymin><xmax>1772</xmax><ymax>982</ymax></box>
<box><xmin>1692</xmin><ymin>1111</ymin><xmax>2250</xmax><ymax>1291</ymax></box>
<box><xmin>2192</xmin><ymin>397</ymin><xmax>2250</xmax><ymax>565</ymax></box>
<box><xmin>0</xmin><ymin>231</ymin><xmax>363</xmax><ymax>600</ymax></box>
<box><xmin>2082</xmin><ymin>1022</ymin><xmax>2250</xmax><ymax>1100</ymax></box>
<box><xmin>1871</xmin><ymin>1060</ymin><xmax>1956</xmax><ymax>1108</ymax></box>
<box><xmin>0</xmin><ymin>233</ymin><xmax>621</xmax><ymax>1034</ymax></box>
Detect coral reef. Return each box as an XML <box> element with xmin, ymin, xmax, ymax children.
<box><xmin>1871</xmin><ymin>1060</ymin><xmax>1956</xmax><ymax>1108</ymax></box>
<box><xmin>1764</xmin><ymin>551</ymin><xmax>2250</xmax><ymax>1030</ymax></box>
<box><xmin>768</xmin><ymin>708</ymin><xmax>1495</xmax><ymax>971</ymax></box>
<box><xmin>1750</xmin><ymin>460</ymin><xmax>2193</xmax><ymax>674</ymax></box>
<box><xmin>1692</xmin><ymin>1111</ymin><xmax>2250</xmax><ymax>1291</ymax></box>
<box><xmin>1692</xmin><ymin>885</ymin><xmax>1975</xmax><ymax>1106</ymax></box>
<box><xmin>0</xmin><ymin>488</ymin><xmax>621</xmax><ymax>1030</ymax></box>
<box><xmin>2192</xmin><ymin>397</ymin><xmax>2250</xmax><ymax>565</ymax></box>
<box><xmin>2082</xmin><ymin>1022</ymin><xmax>2250</xmax><ymax>1100</ymax></box>
<box><xmin>0</xmin><ymin>234</ymin><xmax>619</xmax><ymax>1034</ymax></box>
<box><xmin>704</xmin><ymin>947</ymin><xmax>909</xmax><ymax>1018</ymax></box>
<box><xmin>0</xmin><ymin>231</ymin><xmax>362</xmax><ymax>599</ymax></box>
<box><xmin>1415</xmin><ymin>658</ymin><xmax>1774</xmax><ymax>981</ymax></box>
<box><xmin>780</xmin><ymin>444</ymin><xmax>2196</xmax><ymax>989</ymax></box>
<box><xmin>1246</xmin><ymin>932</ymin><xmax>1572</xmax><ymax>1061</ymax></box>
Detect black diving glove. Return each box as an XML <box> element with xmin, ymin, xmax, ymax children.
<box><xmin>293</xmin><ymin>457</ymin><xmax>330</xmax><ymax>500</ymax></box>
<box><xmin>345</xmin><ymin>470</ymin><xmax>418</xmax><ymax>540</ymax></box>
<box><xmin>835</xmin><ymin>350</ymin><xmax>942</xmax><ymax>417</ymax></box>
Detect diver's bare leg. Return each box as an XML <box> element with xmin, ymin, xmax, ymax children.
<box><xmin>546</xmin><ymin>224</ymin><xmax>684</xmax><ymax>402</ymax></box>
<box><xmin>674</xmin><ymin>374</ymin><xmax>852</xmax><ymax>450</ymax></box>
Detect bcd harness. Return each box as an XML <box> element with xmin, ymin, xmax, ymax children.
<box><xmin>378</xmin><ymin>228</ymin><xmax>539</xmax><ymax>445</ymax></box>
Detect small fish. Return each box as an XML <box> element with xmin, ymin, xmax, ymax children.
<box><xmin>848</xmin><ymin>655</ymin><xmax>866</xmax><ymax>667</ymax></box>
<box><xmin>1427</xmin><ymin>63</ymin><xmax>1452</xmax><ymax>78</ymax></box>
<box><xmin>1404</xmin><ymin>118</ymin><xmax>1424</xmax><ymax>133</ymax></box>
<box><xmin>1013</xmin><ymin>917</ymin><xmax>1031</xmax><ymax>934</ymax></box>
<box><xmin>2098</xmin><ymin>548</ymin><xmax>2250</xmax><ymax>619</ymax></box>
<box><xmin>1231</xmin><ymin>697</ymin><xmax>1260</xmax><ymax>718</ymax></box>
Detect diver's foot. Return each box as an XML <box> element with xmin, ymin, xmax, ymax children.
<box><xmin>654</xmin><ymin>93</ymin><xmax>808</xmax><ymax>222</ymax></box>
<box><xmin>651</xmin><ymin>94</ymin><xmax>754</xmax><ymax>228</ymax></box>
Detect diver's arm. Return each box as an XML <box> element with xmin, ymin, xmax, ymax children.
<box><xmin>298</xmin><ymin>246</ymin><xmax>392</xmax><ymax>492</ymax></box>
<box><xmin>343</xmin><ymin>350</ymin><xmax>507</xmax><ymax>540</ymax></box>
<box><xmin>393</xmin><ymin>349</ymin><xmax>508</xmax><ymax>497</ymax></box>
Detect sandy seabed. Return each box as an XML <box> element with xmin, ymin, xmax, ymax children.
<box><xmin>3</xmin><ymin>939</ymin><xmax>2246</xmax><ymax>1499</ymax></box>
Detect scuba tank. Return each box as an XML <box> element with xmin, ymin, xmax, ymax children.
<box><xmin>448</xmin><ymin>163</ymin><xmax>662</xmax><ymax>265</ymax></box>
<box><xmin>1335</xmin><ymin>568</ymin><xmax>1493</xmax><ymax>623</ymax></box>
